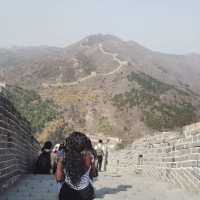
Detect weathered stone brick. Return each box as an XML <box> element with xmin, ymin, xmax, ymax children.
<box><xmin>0</xmin><ymin>95</ymin><xmax>40</xmax><ymax>193</ymax></box>
<box><xmin>129</xmin><ymin>122</ymin><xmax>200</xmax><ymax>192</ymax></box>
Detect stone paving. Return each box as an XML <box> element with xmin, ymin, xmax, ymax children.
<box><xmin>0</xmin><ymin>175</ymin><xmax>58</xmax><ymax>200</ymax></box>
<box><xmin>1</xmin><ymin>147</ymin><xmax>200</xmax><ymax>200</ymax></box>
<box><xmin>1</xmin><ymin>172</ymin><xmax>199</xmax><ymax>200</ymax></box>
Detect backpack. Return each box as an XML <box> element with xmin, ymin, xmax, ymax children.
<box><xmin>35</xmin><ymin>151</ymin><xmax>51</xmax><ymax>174</ymax></box>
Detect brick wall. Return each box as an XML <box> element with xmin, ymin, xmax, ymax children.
<box><xmin>0</xmin><ymin>95</ymin><xmax>40</xmax><ymax>193</ymax></box>
<box><xmin>115</xmin><ymin>123</ymin><xmax>200</xmax><ymax>192</ymax></box>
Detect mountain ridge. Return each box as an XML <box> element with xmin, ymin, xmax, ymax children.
<box><xmin>1</xmin><ymin>34</ymin><xmax>200</xmax><ymax>93</ymax></box>
<box><xmin>1</xmin><ymin>34</ymin><xmax>200</xmax><ymax>141</ymax></box>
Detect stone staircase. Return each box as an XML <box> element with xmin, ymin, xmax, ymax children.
<box><xmin>1</xmin><ymin>149</ymin><xmax>200</xmax><ymax>200</ymax></box>
<box><xmin>0</xmin><ymin>175</ymin><xmax>58</xmax><ymax>200</ymax></box>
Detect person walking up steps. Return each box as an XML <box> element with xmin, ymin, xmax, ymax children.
<box><xmin>55</xmin><ymin>132</ymin><xmax>96</xmax><ymax>200</ymax></box>
<box><xmin>35</xmin><ymin>141</ymin><xmax>52</xmax><ymax>174</ymax></box>
<box><xmin>51</xmin><ymin>143</ymin><xmax>60</xmax><ymax>174</ymax></box>
<box><xmin>95</xmin><ymin>139</ymin><xmax>104</xmax><ymax>172</ymax></box>
<box><xmin>103</xmin><ymin>139</ymin><xmax>109</xmax><ymax>171</ymax></box>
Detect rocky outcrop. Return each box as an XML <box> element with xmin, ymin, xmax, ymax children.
<box><xmin>0</xmin><ymin>95</ymin><xmax>40</xmax><ymax>193</ymax></box>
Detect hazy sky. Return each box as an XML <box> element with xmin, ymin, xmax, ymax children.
<box><xmin>0</xmin><ymin>0</ymin><xmax>199</xmax><ymax>54</ymax></box>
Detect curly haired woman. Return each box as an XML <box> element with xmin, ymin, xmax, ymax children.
<box><xmin>55</xmin><ymin>132</ymin><xmax>96</xmax><ymax>200</ymax></box>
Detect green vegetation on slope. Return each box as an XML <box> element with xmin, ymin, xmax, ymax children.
<box><xmin>97</xmin><ymin>117</ymin><xmax>113</xmax><ymax>134</ymax></box>
<box><xmin>143</xmin><ymin>103</ymin><xmax>196</xmax><ymax>130</ymax></box>
<box><xmin>127</xmin><ymin>72</ymin><xmax>172</xmax><ymax>94</ymax></box>
<box><xmin>1</xmin><ymin>86</ymin><xmax>58</xmax><ymax>133</ymax></box>
<box><xmin>112</xmin><ymin>71</ymin><xmax>197</xmax><ymax>130</ymax></box>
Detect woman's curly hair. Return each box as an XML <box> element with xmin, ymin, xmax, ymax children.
<box><xmin>64</xmin><ymin>131</ymin><xmax>93</xmax><ymax>185</ymax></box>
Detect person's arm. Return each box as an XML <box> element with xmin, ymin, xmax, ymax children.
<box><xmin>102</xmin><ymin>145</ymin><xmax>105</xmax><ymax>156</ymax></box>
<box><xmin>55</xmin><ymin>158</ymin><xmax>65</xmax><ymax>182</ymax></box>
<box><xmin>84</xmin><ymin>151</ymin><xmax>98</xmax><ymax>178</ymax></box>
<box><xmin>84</xmin><ymin>151</ymin><xmax>93</xmax><ymax>169</ymax></box>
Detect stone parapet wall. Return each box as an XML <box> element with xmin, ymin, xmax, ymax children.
<box><xmin>0</xmin><ymin>95</ymin><xmax>40</xmax><ymax>193</ymax></box>
<box><xmin>134</xmin><ymin>124</ymin><xmax>200</xmax><ymax>192</ymax></box>
<box><xmin>111</xmin><ymin>123</ymin><xmax>200</xmax><ymax>192</ymax></box>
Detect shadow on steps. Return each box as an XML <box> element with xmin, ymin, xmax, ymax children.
<box><xmin>95</xmin><ymin>184</ymin><xmax>132</xmax><ymax>198</ymax></box>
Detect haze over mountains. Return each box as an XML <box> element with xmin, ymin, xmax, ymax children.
<box><xmin>1</xmin><ymin>34</ymin><xmax>200</xmax><ymax>141</ymax></box>
<box><xmin>1</xmin><ymin>34</ymin><xmax>200</xmax><ymax>92</ymax></box>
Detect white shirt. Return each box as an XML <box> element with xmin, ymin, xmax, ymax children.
<box><xmin>65</xmin><ymin>168</ymin><xmax>92</xmax><ymax>190</ymax></box>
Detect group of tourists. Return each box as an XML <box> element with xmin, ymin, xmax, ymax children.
<box><xmin>35</xmin><ymin>132</ymin><xmax>109</xmax><ymax>200</ymax></box>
